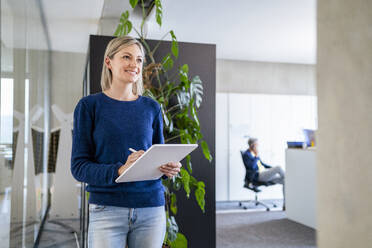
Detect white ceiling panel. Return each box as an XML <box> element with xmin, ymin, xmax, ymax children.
<box><xmin>2</xmin><ymin>0</ymin><xmax>316</xmax><ymax>64</ymax></box>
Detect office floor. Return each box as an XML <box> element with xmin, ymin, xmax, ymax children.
<box><xmin>1</xmin><ymin>198</ymin><xmax>314</xmax><ymax>248</ymax></box>
<box><xmin>0</xmin><ymin>192</ymin><xmax>11</xmax><ymax>247</ymax></box>
<box><xmin>217</xmin><ymin>210</ymin><xmax>316</xmax><ymax>248</ymax></box>
<box><xmin>38</xmin><ymin>219</ymin><xmax>80</xmax><ymax>248</ymax></box>
<box><xmin>216</xmin><ymin>199</ymin><xmax>284</xmax><ymax>212</ymax></box>
<box><xmin>1</xmin><ymin>191</ymin><xmax>79</xmax><ymax>248</ymax></box>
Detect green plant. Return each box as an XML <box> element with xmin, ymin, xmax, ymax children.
<box><xmin>114</xmin><ymin>0</ymin><xmax>212</xmax><ymax>247</ymax></box>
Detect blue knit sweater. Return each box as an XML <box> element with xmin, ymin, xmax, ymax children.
<box><xmin>71</xmin><ymin>92</ymin><xmax>165</xmax><ymax>208</ymax></box>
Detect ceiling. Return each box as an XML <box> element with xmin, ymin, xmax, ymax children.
<box><xmin>2</xmin><ymin>0</ymin><xmax>316</xmax><ymax>64</ymax></box>
<box><xmin>101</xmin><ymin>0</ymin><xmax>316</xmax><ymax>64</ymax></box>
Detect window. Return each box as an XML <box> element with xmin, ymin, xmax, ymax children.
<box><xmin>0</xmin><ymin>78</ymin><xmax>14</xmax><ymax>144</ymax></box>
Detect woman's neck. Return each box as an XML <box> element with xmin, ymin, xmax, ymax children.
<box><xmin>105</xmin><ymin>80</ymin><xmax>138</xmax><ymax>101</ymax></box>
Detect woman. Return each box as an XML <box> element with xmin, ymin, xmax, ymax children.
<box><xmin>71</xmin><ymin>36</ymin><xmax>181</xmax><ymax>248</ymax></box>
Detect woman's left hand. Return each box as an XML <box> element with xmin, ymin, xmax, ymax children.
<box><xmin>159</xmin><ymin>162</ymin><xmax>182</xmax><ymax>178</ymax></box>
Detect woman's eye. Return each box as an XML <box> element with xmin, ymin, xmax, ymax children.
<box><xmin>137</xmin><ymin>59</ymin><xmax>143</xmax><ymax>63</ymax></box>
<box><xmin>123</xmin><ymin>55</ymin><xmax>130</xmax><ymax>59</ymax></box>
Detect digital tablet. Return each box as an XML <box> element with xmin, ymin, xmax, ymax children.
<box><xmin>115</xmin><ymin>144</ymin><xmax>198</xmax><ymax>183</ymax></box>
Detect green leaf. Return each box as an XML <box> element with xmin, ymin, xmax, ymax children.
<box><xmin>195</xmin><ymin>181</ymin><xmax>206</xmax><ymax>212</ymax></box>
<box><xmin>162</xmin><ymin>177</ymin><xmax>171</xmax><ymax>188</ymax></box>
<box><xmin>175</xmin><ymin>94</ymin><xmax>183</xmax><ymax>110</ymax></box>
<box><xmin>179</xmin><ymin>64</ymin><xmax>189</xmax><ymax>83</ymax></box>
<box><xmin>182</xmin><ymin>131</ymin><xmax>193</xmax><ymax>144</ymax></box>
<box><xmin>181</xmin><ymin>64</ymin><xmax>189</xmax><ymax>73</ymax></box>
<box><xmin>170</xmin><ymin>233</ymin><xmax>188</xmax><ymax>248</ymax></box>
<box><xmin>190</xmin><ymin>76</ymin><xmax>203</xmax><ymax>108</ymax></box>
<box><xmin>173</xmin><ymin>177</ymin><xmax>182</xmax><ymax>191</ymax></box>
<box><xmin>166</xmin><ymin>82</ymin><xmax>176</xmax><ymax>98</ymax></box>
<box><xmin>176</xmin><ymin>91</ymin><xmax>190</xmax><ymax>109</ymax></box>
<box><xmin>186</xmin><ymin>155</ymin><xmax>192</xmax><ymax>173</ymax></box>
<box><xmin>201</xmin><ymin>140</ymin><xmax>212</xmax><ymax>162</ymax></box>
<box><xmin>166</xmin><ymin>112</ymin><xmax>172</xmax><ymax>127</ymax></box>
<box><xmin>191</xmin><ymin>106</ymin><xmax>200</xmax><ymax>128</ymax></box>
<box><xmin>123</xmin><ymin>21</ymin><xmax>132</xmax><ymax>36</ymax></box>
<box><xmin>180</xmin><ymin>168</ymin><xmax>190</xmax><ymax>198</ymax></box>
<box><xmin>170</xmin><ymin>30</ymin><xmax>179</xmax><ymax>58</ymax></box>
<box><xmin>164</xmin><ymin>210</ymin><xmax>170</xmax><ymax>243</ymax></box>
<box><xmin>123</xmin><ymin>10</ymin><xmax>129</xmax><ymax>19</ymax></box>
<box><xmin>144</xmin><ymin>89</ymin><xmax>156</xmax><ymax>100</ymax></box>
<box><xmin>167</xmin><ymin>216</ymin><xmax>179</xmax><ymax>242</ymax></box>
<box><xmin>162</xmin><ymin>53</ymin><xmax>174</xmax><ymax>71</ymax></box>
<box><xmin>114</xmin><ymin>11</ymin><xmax>132</xmax><ymax>36</ymax></box>
<box><xmin>161</xmin><ymin>104</ymin><xmax>169</xmax><ymax>127</ymax></box>
<box><xmin>155</xmin><ymin>0</ymin><xmax>163</xmax><ymax>26</ymax></box>
<box><xmin>169</xmin><ymin>118</ymin><xmax>174</xmax><ymax>133</ymax></box>
<box><xmin>170</xmin><ymin>193</ymin><xmax>177</xmax><ymax>215</ymax></box>
<box><xmin>129</xmin><ymin>0</ymin><xmax>138</xmax><ymax>8</ymax></box>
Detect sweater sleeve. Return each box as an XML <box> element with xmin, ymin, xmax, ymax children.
<box><xmin>70</xmin><ymin>100</ymin><xmax>122</xmax><ymax>186</ymax></box>
<box><xmin>152</xmin><ymin>106</ymin><xmax>167</xmax><ymax>179</ymax></box>
<box><xmin>152</xmin><ymin>107</ymin><xmax>164</xmax><ymax>145</ymax></box>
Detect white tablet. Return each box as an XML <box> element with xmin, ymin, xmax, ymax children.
<box><xmin>115</xmin><ymin>144</ymin><xmax>198</xmax><ymax>183</ymax></box>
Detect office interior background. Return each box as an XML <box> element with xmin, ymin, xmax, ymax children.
<box><xmin>1</xmin><ymin>0</ymin><xmax>371</xmax><ymax>247</ymax></box>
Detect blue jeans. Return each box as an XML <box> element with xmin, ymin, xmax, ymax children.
<box><xmin>88</xmin><ymin>204</ymin><xmax>166</xmax><ymax>248</ymax></box>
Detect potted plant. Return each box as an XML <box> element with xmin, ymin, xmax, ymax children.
<box><xmin>114</xmin><ymin>0</ymin><xmax>212</xmax><ymax>247</ymax></box>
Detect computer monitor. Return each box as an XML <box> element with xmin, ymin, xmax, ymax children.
<box><xmin>303</xmin><ymin>129</ymin><xmax>316</xmax><ymax>147</ymax></box>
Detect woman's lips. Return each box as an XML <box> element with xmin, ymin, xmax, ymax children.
<box><xmin>124</xmin><ymin>70</ymin><xmax>138</xmax><ymax>76</ymax></box>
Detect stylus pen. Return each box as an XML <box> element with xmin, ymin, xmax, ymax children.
<box><xmin>129</xmin><ymin>148</ymin><xmax>137</xmax><ymax>153</ymax></box>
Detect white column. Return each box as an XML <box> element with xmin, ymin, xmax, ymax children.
<box><xmin>317</xmin><ymin>0</ymin><xmax>372</xmax><ymax>247</ymax></box>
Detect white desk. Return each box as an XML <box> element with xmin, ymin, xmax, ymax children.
<box><xmin>285</xmin><ymin>148</ymin><xmax>316</xmax><ymax>229</ymax></box>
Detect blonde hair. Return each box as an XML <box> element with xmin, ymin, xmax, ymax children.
<box><xmin>100</xmin><ymin>36</ymin><xmax>145</xmax><ymax>95</ymax></box>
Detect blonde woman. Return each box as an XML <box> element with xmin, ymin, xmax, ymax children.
<box><xmin>71</xmin><ymin>36</ymin><xmax>181</xmax><ymax>248</ymax></box>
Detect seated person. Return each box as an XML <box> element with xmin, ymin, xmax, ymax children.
<box><xmin>242</xmin><ymin>138</ymin><xmax>285</xmax><ymax>207</ymax></box>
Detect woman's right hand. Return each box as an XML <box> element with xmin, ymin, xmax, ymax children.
<box><xmin>118</xmin><ymin>150</ymin><xmax>145</xmax><ymax>175</ymax></box>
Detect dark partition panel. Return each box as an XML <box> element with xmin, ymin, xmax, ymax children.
<box><xmin>89</xmin><ymin>35</ymin><xmax>216</xmax><ymax>248</ymax></box>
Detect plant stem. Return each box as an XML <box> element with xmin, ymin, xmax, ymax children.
<box><xmin>140</xmin><ymin>0</ymin><xmax>146</xmax><ymax>37</ymax></box>
<box><xmin>132</xmin><ymin>26</ymin><xmax>142</xmax><ymax>38</ymax></box>
<box><xmin>165</xmin><ymin>134</ymin><xmax>182</xmax><ymax>143</ymax></box>
<box><xmin>170</xmin><ymin>111</ymin><xmax>182</xmax><ymax>119</ymax></box>
<box><xmin>164</xmin><ymin>103</ymin><xmax>181</xmax><ymax>113</ymax></box>
<box><xmin>152</xmin><ymin>31</ymin><xmax>171</xmax><ymax>55</ymax></box>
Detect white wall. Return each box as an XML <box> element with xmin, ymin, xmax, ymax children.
<box><xmin>215</xmin><ymin>94</ymin><xmax>229</xmax><ymax>201</ymax></box>
<box><xmin>217</xmin><ymin>59</ymin><xmax>316</xmax><ymax>95</ymax></box>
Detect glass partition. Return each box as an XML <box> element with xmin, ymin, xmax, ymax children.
<box><xmin>1</xmin><ymin>0</ymin><xmax>50</xmax><ymax>246</ymax></box>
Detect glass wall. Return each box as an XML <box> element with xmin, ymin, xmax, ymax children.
<box><xmin>1</xmin><ymin>0</ymin><xmax>50</xmax><ymax>246</ymax></box>
<box><xmin>1</xmin><ymin>0</ymin><xmax>87</xmax><ymax>246</ymax></box>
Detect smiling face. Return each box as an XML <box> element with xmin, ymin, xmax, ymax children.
<box><xmin>105</xmin><ymin>44</ymin><xmax>144</xmax><ymax>84</ymax></box>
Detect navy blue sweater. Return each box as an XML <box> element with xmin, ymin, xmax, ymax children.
<box><xmin>71</xmin><ymin>92</ymin><xmax>165</xmax><ymax>208</ymax></box>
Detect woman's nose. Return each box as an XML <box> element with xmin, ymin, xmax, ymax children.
<box><xmin>128</xmin><ymin>59</ymin><xmax>136</xmax><ymax>67</ymax></box>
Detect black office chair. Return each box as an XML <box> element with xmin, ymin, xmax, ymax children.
<box><xmin>239</xmin><ymin>151</ymin><xmax>277</xmax><ymax>211</ymax></box>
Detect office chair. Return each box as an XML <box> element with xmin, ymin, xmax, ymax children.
<box><xmin>239</xmin><ymin>151</ymin><xmax>277</xmax><ymax>211</ymax></box>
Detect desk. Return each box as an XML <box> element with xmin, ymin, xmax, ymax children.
<box><xmin>285</xmin><ymin>148</ymin><xmax>316</xmax><ymax>229</ymax></box>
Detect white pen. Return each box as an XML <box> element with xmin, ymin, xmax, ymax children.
<box><xmin>129</xmin><ymin>148</ymin><xmax>137</xmax><ymax>153</ymax></box>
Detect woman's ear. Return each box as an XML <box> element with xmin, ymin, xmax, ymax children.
<box><xmin>105</xmin><ymin>57</ymin><xmax>112</xmax><ymax>70</ymax></box>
